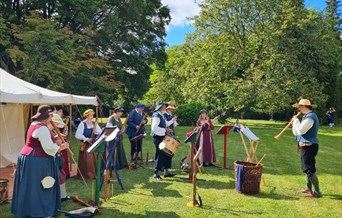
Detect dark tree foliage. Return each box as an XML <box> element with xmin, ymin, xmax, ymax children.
<box><xmin>0</xmin><ymin>0</ymin><xmax>170</xmax><ymax>108</ymax></box>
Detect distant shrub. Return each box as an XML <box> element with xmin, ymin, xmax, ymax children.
<box><xmin>173</xmin><ymin>103</ymin><xmax>206</xmax><ymax>126</ymax></box>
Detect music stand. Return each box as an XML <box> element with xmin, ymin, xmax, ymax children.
<box><xmin>236</xmin><ymin>126</ymin><xmax>260</xmax><ymax>163</ymax></box>
<box><xmin>130</xmin><ymin>133</ymin><xmax>146</xmax><ymax>169</ymax></box>
<box><xmin>184</xmin><ymin>128</ymin><xmax>202</xmax><ymax>183</ymax></box>
<box><xmin>216</xmin><ymin>125</ymin><xmax>234</xmax><ymax>170</ymax></box>
<box><xmin>87</xmin><ymin>126</ymin><xmax>116</xmax><ymax>206</ymax></box>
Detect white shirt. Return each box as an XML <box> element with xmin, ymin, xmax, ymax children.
<box><xmin>151</xmin><ymin>112</ymin><xmax>166</xmax><ymax>136</ymax></box>
<box><xmin>31</xmin><ymin>121</ymin><xmax>59</xmax><ymax>156</ymax></box>
<box><xmin>292</xmin><ymin>118</ymin><xmax>314</xmax><ymax>136</ymax></box>
<box><xmin>164</xmin><ymin>112</ymin><xmax>178</xmax><ymax>128</ymax></box>
<box><xmin>75</xmin><ymin>121</ymin><xmax>102</xmax><ymax>142</ymax></box>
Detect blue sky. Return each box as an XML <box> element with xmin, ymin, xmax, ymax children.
<box><xmin>163</xmin><ymin>0</ymin><xmax>329</xmax><ymax>47</ymax></box>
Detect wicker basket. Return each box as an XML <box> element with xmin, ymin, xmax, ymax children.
<box><xmin>0</xmin><ymin>179</ymin><xmax>9</xmax><ymax>204</ymax></box>
<box><xmin>234</xmin><ymin>161</ymin><xmax>263</xmax><ymax>195</ymax></box>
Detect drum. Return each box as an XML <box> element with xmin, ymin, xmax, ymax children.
<box><xmin>0</xmin><ymin>179</ymin><xmax>9</xmax><ymax>204</ymax></box>
<box><xmin>159</xmin><ymin>136</ymin><xmax>181</xmax><ymax>156</ymax></box>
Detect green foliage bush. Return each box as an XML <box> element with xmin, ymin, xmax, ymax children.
<box><xmin>173</xmin><ymin>103</ymin><xmax>206</xmax><ymax>126</ymax></box>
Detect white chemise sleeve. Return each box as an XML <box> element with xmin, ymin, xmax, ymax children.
<box><xmin>151</xmin><ymin>116</ymin><xmax>166</xmax><ymax>136</ymax></box>
<box><xmin>32</xmin><ymin>125</ymin><xmax>59</xmax><ymax>156</ymax></box>
<box><xmin>292</xmin><ymin>118</ymin><xmax>314</xmax><ymax>136</ymax></box>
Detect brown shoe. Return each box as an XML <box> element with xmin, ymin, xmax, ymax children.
<box><xmin>307</xmin><ymin>192</ymin><xmax>322</xmax><ymax>198</ymax></box>
<box><xmin>301</xmin><ymin>189</ymin><xmax>312</xmax><ymax>194</ymax></box>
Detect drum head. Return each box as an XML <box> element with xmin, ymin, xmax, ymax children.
<box><xmin>159</xmin><ymin>141</ymin><xmax>166</xmax><ymax>150</ymax></box>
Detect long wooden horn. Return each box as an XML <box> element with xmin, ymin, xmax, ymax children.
<box><xmin>50</xmin><ymin>121</ymin><xmax>73</xmax><ymax>156</ymax></box>
<box><xmin>136</xmin><ymin>112</ymin><xmax>148</xmax><ymax>134</ymax></box>
<box><xmin>274</xmin><ymin>112</ymin><xmax>301</xmax><ymax>141</ymax></box>
<box><xmin>121</xmin><ymin>114</ymin><xmax>130</xmax><ymax>133</ymax></box>
<box><xmin>50</xmin><ymin>121</ymin><xmax>87</xmax><ymax>186</ymax></box>
<box><xmin>72</xmin><ymin>195</ymin><xmax>99</xmax><ymax>213</ymax></box>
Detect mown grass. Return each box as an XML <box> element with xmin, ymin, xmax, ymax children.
<box><xmin>1</xmin><ymin>120</ymin><xmax>341</xmax><ymax>218</ymax></box>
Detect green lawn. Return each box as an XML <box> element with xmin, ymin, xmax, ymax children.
<box><xmin>1</xmin><ymin>120</ymin><xmax>341</xmax><ymax>217</ymax></box>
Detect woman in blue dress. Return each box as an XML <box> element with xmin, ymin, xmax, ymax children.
<box><xmin>11</xmin><ymin>105</ymin><xmax>70</xmax><ymax>218</ymax></box>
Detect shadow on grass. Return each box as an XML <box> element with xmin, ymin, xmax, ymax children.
<box><xmin>250</xmin><ymin>192</ymin><xmax>300</xmax><ymax>201</ymax></box>
<box><xmin>143</xmin><ymin>181</ymin><xmax>183</xmax><ymax>198</ymax></box>
<box><xmin>323</xmin><ymin>194</ymin><xmax>342</xmax><ymax>201</ymax></box>
<box><xmin>198</xmin><ymin>179</ymin><xmax>235</xmax><ymax>190</ymax></box>
<box><xmin>100</xmin><ymin>209</ymin><xmax>181</xmax><ymax>218</ymax></box>
<box><xmin>200</xmin><ymin>205</ymin><xmax>263</xmax><ymax>217</ymax></box>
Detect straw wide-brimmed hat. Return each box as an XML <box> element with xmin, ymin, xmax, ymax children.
<box><xmin>166</xmin><ymin>103</ymin><xmax>176</xmax><ymax>110</ymax></box>
<box><xmin>154</xmin><ymin>100</ymin><xmax>167</xmax><ymax>111</ymax></box>
<box><xmin>292</xmin><ymin>99</ymin><xmax>317</xmax><ymax>108</ymax></box>
<box><xmin>52</xmin><ymin>113</ymin><xmax>66</xmax><ymax>128</ymax></box>
<box><xmin>31</xmin><ymin>105</ymin><xmax>54</xmax><ymax>121</ymax></box>
<box><xmin>83</xmin><ymin>109</ymin><xmax>95</xmax><ymax>118</ymax></box>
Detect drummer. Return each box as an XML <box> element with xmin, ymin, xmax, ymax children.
<box><xmin>151</xmin><ymin>100</ymin><xmax>175</xmax><ymax>181</ymax></box>
<box><xmin>163</xmin><ymin>103</ymin><xmax>178</xmax><ymax>136</ymax></box>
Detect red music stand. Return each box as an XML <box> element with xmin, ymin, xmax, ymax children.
<box><xmin>216</xmin><ymin>125</ymin><xmax>234</xmax><ymax>170</ymax></box>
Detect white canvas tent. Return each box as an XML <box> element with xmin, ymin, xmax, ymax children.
<box><xmin>0</xmin><ymin>68</ymin><xmax>99</xmax><ymax>167</ymax></box>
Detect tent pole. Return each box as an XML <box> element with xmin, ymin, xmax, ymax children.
<box><xmin>69</xmin><ymin>104</ymin><xmax>73</xmax><ymax>174</ymax></box>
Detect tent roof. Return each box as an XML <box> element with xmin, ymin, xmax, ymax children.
<box><xmin>0</xmin><ymin>68</ymin><xmax>98</xmax><ymax>105</ymax></box>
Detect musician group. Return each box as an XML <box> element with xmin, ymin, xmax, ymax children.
<box><xmin>11</xmin><ymin>98</ymin><xmax>321</xmax><ymax>217</ymax></box>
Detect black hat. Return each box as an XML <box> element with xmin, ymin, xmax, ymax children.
<box><xmin>114</xmin><ymin>107</ymin><xmax>124</xmax><ymax>113</ymax></box>
<box><xmin>199</xmin><ymin>109</ymin><xmax>207</xmax><ymax>114</ymax></box>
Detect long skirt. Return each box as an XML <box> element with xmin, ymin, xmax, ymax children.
<box><xmin>77</xmin><ymin>143</ymin><xmax>97</xmax><ymax>180</ymax></box>
<box><xmin>61</xmin><ymin>149</ymin><xmax>70</xmax><ymax>178</ymax></box>
<box><xmin>105</xmin><ymin>137</ymin><xmax>128</xmax><ymax>170</ymax></box>
<box><xmin>114</xmin><ymin>140</ymin><xmax>128</xmax><ymax>169</ymax></box>
<box><xmin>11</xmin><ymin>154</ymin><xmax>61</xmax><ymax>218</ymax></box>
<box><xmin>196</xmin><ymin>131</ymin><xmax>216</xmax><ymax>164</ymax></box>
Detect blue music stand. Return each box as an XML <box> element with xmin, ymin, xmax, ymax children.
<box><xmin>87</xmin><ymin>127</ymin><xmax>116</xmax><ymax>206</ymax></box>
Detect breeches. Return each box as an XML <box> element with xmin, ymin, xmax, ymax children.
<box><xmin>300</xmin><ymin>144</ymin><xmax>318</xmax><ymax>176</ymax></box>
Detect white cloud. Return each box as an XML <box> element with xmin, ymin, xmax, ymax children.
<box><xmin>161</xmin><ymin>0</ymin><xmax>202</xmax><ymax>27</ymax></box>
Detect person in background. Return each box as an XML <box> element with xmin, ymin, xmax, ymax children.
<box><xmin>11</xmin><ymin>105</ymin><xmax>69</xmax><ymax>218</ymax></box>
<box><xmin>106</xmin><ymin>107</ymin><xmax>128</xmax><ymax>169</ymax></box>
<box><xmin>326</xmin><ymin>107</ymin><xmax>336</xmax><ymax>127</ymax></box>
<box><xmin>126</xmin><ymin>103</ymin><xmax>147</xmax><ymax>161</ymax></box>
<box><xmin>196</xmin><ymin>109</ymin><xmax>216</xmax><ymax>167</ymax></box>
<box><xmin>292</xmin><ymin>99</ymin><xmax>322</xmax><ymax>198</ymax></box>
<box><xmin>151</xmin><ymin>101</ymin><xmax>175</xmax><ymax>181</ymax></box>
<box><xmin>50</xmin><ymin>113</ymin><xmax>72</xmax><ymax>201</ymax></box>
<box><xmin>75</xmin><ymin>109</ymin><xmax>102</xmax><ymax>179</ymax></box>
<box><xmin>163</xmin><ymin>103</ymin><xmax>178</xmax><ymax>136</ymax></box>
<box><xmin>54</xmin><ymin>106</ymin><xmax>70</xmax><ymax>179</ymax></box>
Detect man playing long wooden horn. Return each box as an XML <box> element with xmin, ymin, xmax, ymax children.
<box><xmin>125</xmin><ymin>103</ymin><xmax>147</xmax><ymax>161</ymax></box>
<box><xmin>291</xmin><ymin>99</ymin><xmax>322</xmax><ymax>198</ymax></box>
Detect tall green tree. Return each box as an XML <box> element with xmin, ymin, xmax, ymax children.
<box><xmin>0</xmin><ymin>0</ymin><xmax>170</xmax><ymax>108</ymax></box>
<box><xmin>146</xmin><ymin>0</ymin><xmax>341</xmax><ymax>119</ymax></box>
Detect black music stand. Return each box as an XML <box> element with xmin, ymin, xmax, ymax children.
<box><xmin>131</xmin><ymin>133</ymin><xmax>146</xmax><ymax>169</ymax></box>
<box><xmin>216</xmin><ymin>125</ymin><xmax>234</xmax><ymax>170</ymax></box>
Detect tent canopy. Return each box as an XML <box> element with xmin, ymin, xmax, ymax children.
<box><xmin>0</xmin><ymin>68</ymin><xmax>100</xmax><ymax>167</ymax></box>
<box><xmin>0</xmin><ymin>68</ymin><xmax>99</xmax><ymax>105</ymax></box>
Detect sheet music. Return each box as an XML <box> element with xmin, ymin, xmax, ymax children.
<box><xmin>105</xmin><ymin>128</ymin><xmax>120</xmax><ymax>142</ymax></box>
<box><xmin>241</xmin><ymin>127</ymin><xmax>259</xmax><ymax>141</ymax></box>
<box><xmin>87</xmin><ymin>126</ymin><xmax>117</xmax><ymax>153</ymax></box>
